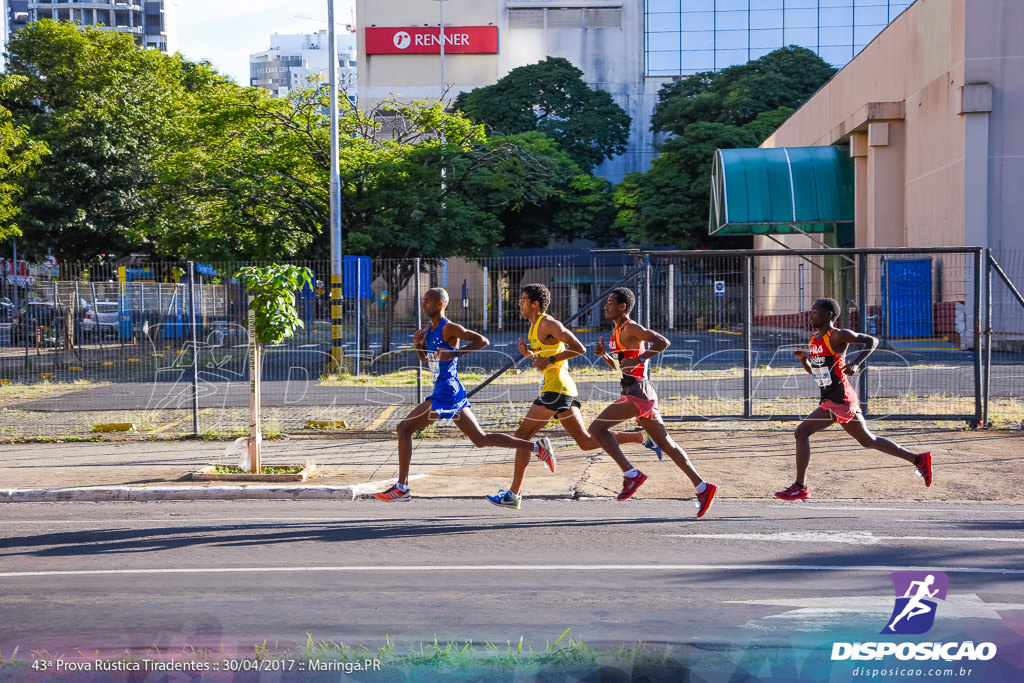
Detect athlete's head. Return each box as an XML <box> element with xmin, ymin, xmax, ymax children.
<box><xmin>521</xmin><ymin>283</ymin><xmax>551</xmax><ymax>314</ymax></box>
<box><xmin>607</xmin><ymin>287</ymin><xmax>636</xmax><ymax>317</ymax></box>
<box><xmin>422</xmin><ymin>287</ymin><xmax>449</xmax><ymax>316</ymax></box>
<box><xmin>813</xmin><ymin>298</ymin><xmax>841</xmax><ymax>322</ymax></box>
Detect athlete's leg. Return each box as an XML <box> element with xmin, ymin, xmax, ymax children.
<box><xmin>394</xmin><ymin>399</ymin><xmax>436</xmax><ymax>485</ymax></box>
<box><xmin>840</xmin><ymin>414</ymin><xmax>918</xmax><ymax>464</ymax></box>
<box><xmin>454</xmin><ymin>407</ymin><xmax>538</xmax><ymax>450</ymax></box>
<box><xmin>636</xmin><ymin>413</ymin><xmax>703</xmax><ymax>487</ymax></box>
<box><xmin>588</xmin><ymin>401</ymin><xmax>641</xmax><ymax>471</ymax></box>
<box><xmin>793</xmin><ymin>406</ymin><xmax>837</xmax><ymax>484</ymax></box>
<box><xmin>509</xmin><ymin>403</ymin><xmax>555</xmax><ymax>495</ymax></box>
<box><xmin>559</xmin><ymin>405</ymin><xmax>644</xmax><ymax>451</ymax></box>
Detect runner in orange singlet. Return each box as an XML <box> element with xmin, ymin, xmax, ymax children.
<box><xmin>774</xmin><ymin>297</ymin><xmax>933</xmax><ymax>501</ymax></box>
<box><xmin>589</xmin><ymin>287</ymin><xmax>718</xmax><ymax>517</ymax></box>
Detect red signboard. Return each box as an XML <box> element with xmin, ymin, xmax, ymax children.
<box><xmin>365</xmin><ymin>26</ymin><xmax>498</xmax><ymax>55</ymax></box>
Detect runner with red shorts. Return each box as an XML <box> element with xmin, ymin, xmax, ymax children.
<box><xmin>775</xmin><ymin>297</ymin><xmax>933</xmax><ymax>501</ymax></box>
<box><xmin>588</xmin><ymin>287</ymin><xmax>718</xmax><ymax>517</ymax></box>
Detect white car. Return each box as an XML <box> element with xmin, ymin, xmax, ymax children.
<box><xmin>80</xmin><ymin>299</ymin><xmax>120</xmax><ymax>337</ymax></box>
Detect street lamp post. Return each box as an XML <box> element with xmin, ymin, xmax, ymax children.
<box><xmin>327</xmin><ymin>0</ymin><xmax>345</xmax><ymax>374</ymax></box>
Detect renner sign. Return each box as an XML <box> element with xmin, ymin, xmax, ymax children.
<box><xmin>365</xmin><ymin>26</ymin><xmax>498</xmax><ymax>54</ymax></box>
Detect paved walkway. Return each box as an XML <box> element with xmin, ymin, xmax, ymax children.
<box><xmin>2</xmin><ymin>426</ymin><xmax>1022</xmax><ymax>506</ymax></box>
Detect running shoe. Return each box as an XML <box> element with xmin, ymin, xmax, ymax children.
<box><xmin>642</xmin><ymin>431</ymin><xmax>663</xmax><ymax>460</ymax></box>
<box><xmin>616</xmin><ymin>471</ymin><xmax>648</xmax><ymax>501</ymax></box>
<box><xmin>373</xmin><ymin>484</ymin><xmax>411</xmax><ymax>502</ymax></box>
<box><xmin>535</xmin><ymin>436</ymin><xmax>556</xmax><ymax>473</ymax></box>
<box><xmin>694</xmin><ymin>483</ymin><xmax>718</xmax><ymax>518</ymax></box>
<box><xmin>774</xmin><ymin>483</ymin><xmax>809</xmax><ymax>501</ymax></box>
<box><xmin>915</xmin><ymin>452</ymin><xmax>932</xmax><ymax>487</ymax></box>
<box><xmin>486</xmin><ymin>489</ymin><xmax>522</xmax><ymax>510</ymax></box>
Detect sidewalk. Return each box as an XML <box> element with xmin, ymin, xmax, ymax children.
<box><xmin>2</xmin><ymin>425</ymin><xmax>1022</xmax><ymax>505</ymax></box>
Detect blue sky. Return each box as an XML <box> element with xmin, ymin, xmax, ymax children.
<box><xmin>174</xmin><ymin>0</ymin><xmax>355</xmax><ymax>85</ymax></box>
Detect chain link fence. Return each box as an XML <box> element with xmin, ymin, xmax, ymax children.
<box><xmin>0</xmin><ymin>248</ymin><xmax>1020</xmax><ymax>438</ymax></box>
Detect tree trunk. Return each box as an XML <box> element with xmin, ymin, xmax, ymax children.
<box><xmin>247</xmin><ymin>306</ymin><xmax>262</xmax><ymax>473</ymax></box>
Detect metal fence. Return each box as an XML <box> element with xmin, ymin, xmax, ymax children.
<box><xmin>0</xmin><ymin>248</ymin><xmax>1021</xmax><ymax>438</ymax></box>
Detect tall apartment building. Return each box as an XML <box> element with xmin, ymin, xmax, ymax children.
<box><xmin>358</xmin><ymin>0</ymin><xmax>918</xmax><ymax>183</ymax></box>
<box><xmin>3</xmin><ymin>0</ymin><xmax>176</xmax><ymax>52</ymax></box>
<box><xmin>250</xmin><ymin>30</ymin><xmax>357</xmax><ymax>98</ymax></box>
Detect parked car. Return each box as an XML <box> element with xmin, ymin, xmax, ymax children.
<box><xmin>79</xmin><ymin>299</ymin><xmax>120</xmax><ymax>338</ymax></box>
<box><xmin>11</xmin><ymin>301</ymin><xmax>66</xmax><ymax>346</ymax></box>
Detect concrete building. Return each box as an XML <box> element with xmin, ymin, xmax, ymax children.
<box><xmin>355</xmin><ymin>0</ymin><xmax>914</xmax><ymax>184</ymax></box>
<box><xmin>250</xmin><ymin>29</ymin><xmax>358</xmax><ymax>98</ymax></box>
<box><xmin>3</xmin><ymin>0</ymin><xmax>176</xmax><ymax>53</ymax></box>
<box><xmin>747</xmin><ymin>0</ymin><xmax>1022</xmax><ymax>340</ymax></box>
<box><xmin>758</xmin><ymin>0</ymin><xmax>1021</xmax><ymax>253</ymax></box>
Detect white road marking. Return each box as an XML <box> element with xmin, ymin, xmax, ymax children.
<box><xmin>2</xmin><ymin>563</ymin><xmax>1023</xmax><ymax>579</ymax></box>
<box><xmin>666</xmin><ymin>531</ymin><xmax>1024</xmax><ymax>545</ymax></box>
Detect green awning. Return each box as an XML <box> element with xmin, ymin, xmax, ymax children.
<box><xmin>709</xmin><ymin>146</ymin><xmax>854</xmax><ymax>236</ymax></box>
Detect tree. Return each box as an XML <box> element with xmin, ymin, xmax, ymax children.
<box><xmin>0</xmin><ymin>75</ymin><xmax>48</xmax><ymax>242</ymax></box>
<box><xmin>236</xmin><ymin>264</ymin><xmax>314</xmax><ymax>473</ymax></box>
<box><xmin>616</xmin><ymin>47</ymin><xmax>834</xmax><ymax>248</ymax></box>
<box><xmin>453</xmin><ymin>57</ymin><xmax>631</xmax><ymax>172</ymax></box>
<box><xmin>2</xmin><ymin>20</ymin><xmax>194</xmax><ymax>261</ymax></box>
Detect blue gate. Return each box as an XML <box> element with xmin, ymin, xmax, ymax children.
<box><xmin>883</xmin><ymin>259</ymin><xmax>933</xmax><ymax>337</ymax></box>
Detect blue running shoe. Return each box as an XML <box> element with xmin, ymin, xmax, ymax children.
<box><xmin>486</xmin><ymin>489</ymin><xmax>522</xmax><ymax>510</ymax></box>
<box><xmin>642</xmin><ymin>431</ymin><xmax>663</xmax><ymax>460</ymax></box>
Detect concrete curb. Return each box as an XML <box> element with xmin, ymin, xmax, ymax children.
<box><xmin>0</xmin><ymin>485</ymin><xmax>359</xmax><ymax>503</ymax></box>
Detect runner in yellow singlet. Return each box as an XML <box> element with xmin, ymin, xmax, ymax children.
<box><xmin>486</xmin><ymin>283</ymin><xmax>661</xmax><ymax>510</ymax></box>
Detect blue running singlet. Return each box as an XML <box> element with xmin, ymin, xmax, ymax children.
<box><xmin>425</xmin><ymin>317</ymin><xmax>470</xmax><ymax>419</ymax></box>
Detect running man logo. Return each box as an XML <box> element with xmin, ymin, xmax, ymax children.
<box><xmin>881</xmin><ymin>571</ymin><xmax>949</xmax><ymax>635</ymax></box>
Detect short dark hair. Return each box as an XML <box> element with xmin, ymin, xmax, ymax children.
<box><xmin>427</xmin><ymin>287</ymin><xmax>449</xmax><ymax>306</ymax></box>
<box><xmin>521</xmin><ymin>283</ymin><xmax>551</xmax><ymax>313</ymax></box>
<box><xmin>815</xmin><ymin>298</ymin><xmax>841</xmax><ymax>322</ymax></box>
<box><xmin>610</xmin><ymin>287</ymin><xmax>636</xmax><ymax>316</ymax></box>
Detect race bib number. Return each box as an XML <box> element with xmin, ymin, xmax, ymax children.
<box><xmin>810</xmin><ymin>364</ymin><xmax>832</xmax><ymax>387</ymax></box>
<box><xmin>427</xmin><ymin>352</ymin><xmax>440</xmax><ymax>380</ymax></box>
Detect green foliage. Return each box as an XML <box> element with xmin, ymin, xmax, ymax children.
<box><xmin>0</xmin><ymin>75</ymin><xmax>48</xmax><ymax>241</ymax></box>
<box><xmin>2</xmin><ymin>20</ymin><xmax>204</xmax><ymax>260</ymax></box>
<box><xmin>454</xmin><ymin>57</ymin><xmax>631</xmax><ymax>172</ymax></box>
<box><xmin>236</xmin><ymin>265</ymin><xmax>314</xmax><ymax>346</ymax></box>
<box><xmin>616</xmin><ymin>47</ymin><xmax>834</xmax><ymax>248</ymax></box>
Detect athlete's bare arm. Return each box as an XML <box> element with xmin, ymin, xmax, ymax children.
<box><xmin>411</xmin><ymin>328</ymin><xmax>428</xmax><ymax>362</ymax></box>
<box><xmin>539</xmin><ymin>316</ymin><xmax>586</xmax><ymax>357</ymax></box>
<box><xmin>441</xmin><ymin>322</ymin><xmax>489</xmax><ymax>359</ymax></box>
<box><xmin>829</xmin><ymin>328</ymin><xmax>879</xmax><ymax>374</ymax></box>
<box><xmin>618</xmin><ymin>321</ymin><xmax>668</xmax><ymax>373</ymax></box>
<box><xmin>793</xmin><ymin>349</ymin><xmax>812</xmax><ymax>374</ymax></box>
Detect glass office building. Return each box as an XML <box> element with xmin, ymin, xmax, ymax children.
<box><xmin>646</xmin><ymin>0</ymin><xmax>914</xmax><ymax>76</ymax></box>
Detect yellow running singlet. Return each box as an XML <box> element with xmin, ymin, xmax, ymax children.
<box><xmin>528</xmin><ymin>314</ymin><xmax>578</xmax><ymax>397</ymax></box>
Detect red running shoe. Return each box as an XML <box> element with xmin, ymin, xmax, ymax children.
<box><xmin>373</xmin><ymin>484</ymin><xmax>411</xmax><ymax>502</ymax></box>
<box><xmin>774</xmin><ymin>483</ymin><xmax>809</xmax><ymax>501</ymax></box>
<box><xmin>695</xmin><ymin>483</ymin><xmax>718</xmax><ymax>518</ymax></box>
<box><xmin>915</xmin><ymin>452</ymin><xmax>932</xmax><ymax>487</ymax></box>
<box><xmin>535</xmin><ymin>436</ymin><xmax>556</xmax><ymax>473</ymax></box>
<box><xmin>617</xmin><ymin>471</ymin><xmax>647</xmax><ymax>501</ymax></box>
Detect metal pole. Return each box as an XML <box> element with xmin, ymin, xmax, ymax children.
<box><xmin>667</xmin><ymin>263</ymin><xmax>674</xmax><ymax>329</ymax></box>
<box><xmin>439</xmin><ymin>0</ymin><xmax>445</xmax><ymax>97</ymax></box>
<box><xmin>643</xmin><ymin>253</ymin><xmax>651</xmax><ymax>328</ymax></box>
<box><xmin>743</xmin><ymin>255</ymin><xmax>752</xmax><ymax>418</ymax></box>
<box><xmin>973</xmin><ymin>248</ymin><xmax>983</xmax><ymax>426</ymax></box>
<box><xmin>328</xmin><ymin>0</ymin><xmax>345</xmax><ymax>374</ymax></box>
<box><xmin>415</xmin><ymin>258</ymin><xmax>423</xmax><ymax>404</ymax></box>
<box><xmin>187</xmin><ymin>261</ymin><xmax>200</xmax><ymax>436</ymax></box>
<box><xmin>858</xmin><ymin>252</ymin><xmax>869</xmax><ymax>417</ymax></box>
<box><xmin>354</xmin><ymin>257</ymin><xmax>361</xmax><ymax>376</ymax></box>
<box><xmin>482</xmin><ymin>265</ymin><xmax>488</xmax><ymax>332</ymax></box>
<box><xmin>984</xmin><ymin>249</ymin><xmax>992</xmax><ymax>427</ymax></box>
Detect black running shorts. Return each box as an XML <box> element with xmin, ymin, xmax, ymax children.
<box><xmin>533</xmin><ymin>391</ymin><xmax>582</xmax><ymax>416</ymax></box>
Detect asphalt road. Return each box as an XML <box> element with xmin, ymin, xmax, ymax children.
<box><xmin>2</xmin><ymin>499</ymin><xmax>1022</xmax><ymax>678</ymax></box>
